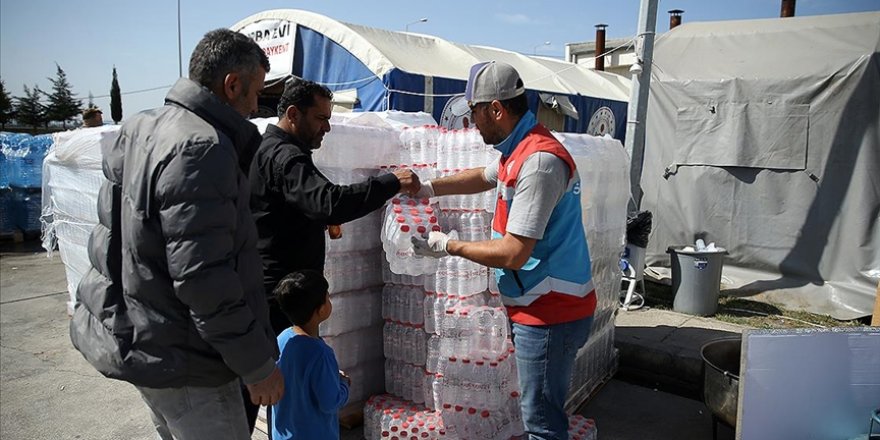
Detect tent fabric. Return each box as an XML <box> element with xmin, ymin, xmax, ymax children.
<box><xmin>231</xmin><ymin>9</ymin><xmax>629</xmax><ymax>136</ymax></box>
<box><xmin>641</xmin><ymin>11</ymin><xmax>880</xmax><ymax>320</ymax></box>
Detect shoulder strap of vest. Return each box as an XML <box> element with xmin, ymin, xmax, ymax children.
<box><xmin>504</xmin><ymin>125</ymin><xmax>576</xmax><ymax>180</ymax></box>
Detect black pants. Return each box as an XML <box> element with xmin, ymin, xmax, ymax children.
<box><xmin>242</xmin><ymin>298</ymin><xmax>292</xmax><ymax>436</ymax></box>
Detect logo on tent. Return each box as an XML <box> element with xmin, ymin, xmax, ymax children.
<box><xmin>587</xmin><ymin>107</ymin><xmax>616</xmax><ymax>137</ymax></box>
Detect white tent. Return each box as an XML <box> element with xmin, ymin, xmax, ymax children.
<box><xmin>641</xmin><ymin>12</ymin><xmax>880</xmax><ymax>319</ymax></box>
<box><xmin>232</xmin><ymin>9</ymin><xmax>630</xmax><ymax>135</ymax></box>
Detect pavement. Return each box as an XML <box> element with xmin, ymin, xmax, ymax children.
<box><xmin>1</xmin><ymin>241</ymin><xmax>743</xmax><ymax>440</ymax></box>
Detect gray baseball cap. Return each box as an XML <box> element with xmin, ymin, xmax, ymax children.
<box><xmin>465</xmin><ymin>61</ymin><xmax>525</xmax><ymax>105</ymax></box>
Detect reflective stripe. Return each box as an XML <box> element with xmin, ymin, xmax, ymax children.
<box><xmin>501</xmin><ymin>278</ymin><xmax>595</xmax><ymax>307</ymax></box>
<box><xmin>500</xmin><ymin>185</ymin><xmax>515</xmax><ymax>201</ymax></box>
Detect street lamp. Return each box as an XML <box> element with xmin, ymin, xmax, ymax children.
<box><xmin>533</xmin><ymin>41</ymin><xmax>551</xmax><ymax>55</ymax></box>
<box><xmin>405</xmin><ymin>17</ymin><xmax>428</xmax><ymax>32</ymax></box>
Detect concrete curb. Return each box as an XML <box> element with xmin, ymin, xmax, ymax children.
<box><xmin>613</xmin><ymin>308</ymin><xmax>749</xmax><ymax>399</ymax></box>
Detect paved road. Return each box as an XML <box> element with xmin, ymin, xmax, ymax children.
<box><xmin>1</xmin><ymin>242</ymin><xmax>731</xmax><ymax>439</ymax></box>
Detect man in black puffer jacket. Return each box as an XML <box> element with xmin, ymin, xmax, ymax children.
<box><xmin>70</xmin><ymin>29</ymin><xmax>282</xmax><ymax>440</ymax></box>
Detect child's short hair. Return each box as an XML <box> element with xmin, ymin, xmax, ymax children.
<box><xmin>274</xmin><ymin>270</ymin><xmax>330</xmax><ymax>326</ymax></box>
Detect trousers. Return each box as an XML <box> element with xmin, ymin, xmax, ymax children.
<box><xmin>136</xmin><ymin>379</ymin><xmax>251</xmax><ymax>440</ymax></box>
<box><xmin>512</xmin><ymin>315</ymin><xmax>593</xmax><ymax>440</ymax></box>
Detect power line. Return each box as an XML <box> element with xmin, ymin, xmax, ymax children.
<box><xmin>75</xmin><ymin>84</ymin><xmax>172</xmax><ymax>100</ymax></box>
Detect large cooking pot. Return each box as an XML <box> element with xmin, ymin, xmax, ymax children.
<box><xmin>701</xmin><ymin>336</ymin><xmax>742</xmax><ymax>434</ymax></box>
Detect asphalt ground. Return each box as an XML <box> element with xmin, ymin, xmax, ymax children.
<box><xmin>1</xmin><ymin>241</ymin><xmax>737</xmax><ymax>440</ymax></box>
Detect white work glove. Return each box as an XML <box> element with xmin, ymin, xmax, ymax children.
<box><xmin>413</xmin><ymin>180</ymin><xmax>435</xmax><ymax>199</ymax></box>
<box><xmin>411</xmin><ymin>231</ymin><xmax>449</xmax><ymax>258</ymax></box>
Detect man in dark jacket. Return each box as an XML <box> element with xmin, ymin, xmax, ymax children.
<box><xmin>250</xmin><ymin>79</ymin><xmax>421</xmax><ymax>334</ymax></box>
<box><xmin>70</xmin><ymin>29</ymin><xmax>282</xmax><ymax>440</ymax></box>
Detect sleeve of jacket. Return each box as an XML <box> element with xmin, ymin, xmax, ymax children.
<box><xmin>155</xmin><ymin>141</ymin><xmax>276</xmax><ymax>384</ymax></box>
<box><xmin>273</xmin><ymin>151</ymin><xmax>401</xmax><ymax>224</ymax></box>
<box><xmin>310</xmin><ymin>345</ymin><xmax>350</xmax><ymax>414</ymax></box>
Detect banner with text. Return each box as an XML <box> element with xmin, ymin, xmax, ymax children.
<box><xmin>239</xmin><ymin>19</ymin><xmax>296</xmax><ymax>82</ymax></box>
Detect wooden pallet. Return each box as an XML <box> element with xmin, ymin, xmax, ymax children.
<box><xmin>254</xmin><ymin>400</ymin><xmax>365</xmax><ymax>434</ymax></box>
<box><xmin>872</xmin><ymin>282</ymin><xmax>879</xmax><ymax>327</ymax></box>
<box><xmin>339</xmin><ymin>400</ymin><xmax>365</xmax><ymax>430</ymax></box>
<box><xmin>0</xmin><ymin>230</ymin><xmax>25</xmax><ymax>243</ymax></box>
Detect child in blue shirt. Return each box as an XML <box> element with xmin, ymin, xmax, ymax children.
<box><xmin>271</xmin><ymin>270</ymin><xmax>350</xmax><ymax>440</ymax></box>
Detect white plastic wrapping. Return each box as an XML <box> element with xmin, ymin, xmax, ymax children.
<box><xmin>555</xmin><ymin>133</ymin><xmax>630</xmax><ymax>411</ymax></box>
<box><xmin>42</xmin><ymin>126</ymin><xmax>119</xmax><ymax>315</ymax></box>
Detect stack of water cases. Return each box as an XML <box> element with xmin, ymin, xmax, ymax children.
<box><xmin>376</xmin><ymin>125</ymin><xmax>526</xmax><ymax>439</ymax></box>
<box><xmin>1</xmin><ymin>132</ymin><xmax>53</xmax><ymax>235</ymax></box>
<box><xmin>555</xmin><ymin>133</ymin><xmax>629</xmax><ymax>411</ymax></box>
<box><xmin>312</xmin><ymin>121</ymin><xmax>404</xmax><ymax>408</ymax></box>
<box><xmin>41</xmin><ymin>127</ymin><xmax>121</xmax><ymax>314</ymax></box>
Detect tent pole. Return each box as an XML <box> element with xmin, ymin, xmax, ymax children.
<box><xmin>872</xmin><ymin>282</ymin><xmax>879</xmax><ymax>326</ymax></box>
<box><xmin>624</xmin><ymin>0</ymin><xmax>658</xmax><ymax>212</ymax></box>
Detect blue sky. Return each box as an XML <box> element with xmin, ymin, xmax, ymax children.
<box><xmin>1</xmin><ymin>0</ymin><xmax>877</xmax><ymax>120</ymax></box>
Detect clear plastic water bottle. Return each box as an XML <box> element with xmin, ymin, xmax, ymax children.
<box><xmin>422</xmin><ymin>291</ymin><xmax>436</xmax><ymax>334</ymax></box>
<box><xmin>426</xmin><ymin>334</ymin><xmax>440</xmax><ymax>373</ymax></box>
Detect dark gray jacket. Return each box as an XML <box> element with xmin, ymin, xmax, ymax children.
<box><xmin>70</xmin><ymin>78</ymin><xmax>277</xmax><ymax>388</ymax></box>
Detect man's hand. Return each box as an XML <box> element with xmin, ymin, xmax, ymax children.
<box><xmin>339</xmin><ymin>369</ymin><xmax>352</xmax><ymax>386</ymax></box>
<box><xmin>245</xmin><ymin>367</ymin><xmax>284</xmax><ymax>406</ymax></box>
<box><xmin>414</xmin><ymin>180</ymin><xmax>435</xmax><ymax>199</ymax></box>
<box><xmin>411</xmin><ymin>231</ymin><xmax>450</xmax><ymax>258</ymax></box>
<box><xmin>393</xmin><ymin>169</ymin><xmax>421</xmax><ymax>196</ymax></box>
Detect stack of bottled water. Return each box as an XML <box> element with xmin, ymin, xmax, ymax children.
<box><xmin>325</xmin><ymin>210</ymin><xmax>382</xmax><ymax>254</ymax></box>
<box><xmin>567</xmin><ymin>415</ymin><xmax>598</xmax><ymax>440</ymax></box>
<box><xmin>436</xmin><ymin>128</ymin><xmax>497</xmax><ymax>171</ymax></box>
<box><xmin>399</xmin><ymin>125</ymin><xmax>441</xmax><ymax>166</ymax></box>
<box><xmin>319</xmin><ymin>286</ymin><xmax>383</xmax><ymax>337</ymax></box>
<box><xmin>1</xmin><ymin>132</ymin><xmax>52</xmax><ymax>235</ymax></box>
<box><xmin>554</xmin><ymin>133</ymin><xmax>629</xmax><ymax>411</ymax></box>
<box><xmin>381</xmin><ymin>196</ymin><xmax>445</xmax><ymax>276</ymax></box>
<box><xmin>325</xmin><ymin>250</ymin><xmax>384</xmax><ymax>294</ymax></box>
<box><xmin>436</xmin><ymin>169</ymin><xmax>496</xmax><ymax>212</ymax></box>
<box><xmin>321</xmin><ymin>244</ymin><xmax>385</xmax><ymax>405</ymax></box>
<box><xmin>375</xmin><ymin>124</ymin><xmax>527</xmax><ymax>439</ymax></box>
<box><xmin>364</xmin><ymin>394</ymin><xmax>450</xmax><ymax>439</ymax></box>
<box><xmin>312</xmin><ymin>122</ymin><xmax>399</xmax><ymax>169</ymax></box>
<box><xmin>42</xmin><ymin>127</ymin><xmax>119</xmax><ymax>314</ymax></box>
<box><xmin>308</xmin><ymin>122</ymin><xmax>407</xmax><ymax>408</ymax></box>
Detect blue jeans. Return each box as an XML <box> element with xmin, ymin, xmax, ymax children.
<box><xmin>136</xmin><ymin>379</ymin><xmax>252</xmax><ymax>440</ymax></box>
<box><xmin>512</xmin><ymin>315</ymin><xmax>594</xmax><ymax>440</ymax></box>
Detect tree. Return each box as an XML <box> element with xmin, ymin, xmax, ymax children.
<box><xmin>0</xmin><ymin>78</ymin><xmax>13</xmax><ymax>129</ymax></box>
<box><xmin>87</xmin><ymin>91</ymin><xmax>95</xmax><ymax>109</ymax></box>
<box><xmin>15</xmin><ymin>85</ymin><xmax>47</xmax><ymax>130</ymax></box>
<box><xmin>110</xmin><ymin>66</ymin><xmax>122</xmax><ymax>124</ymax></box>
<box><xmin>44</xmin><ymin>63</ymin><xmax>82</xmax><ymax>128</ymax></box>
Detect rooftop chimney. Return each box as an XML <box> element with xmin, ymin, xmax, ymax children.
<box><xmin>594</xmin><ymin>24</ymin><xmax>608</xmax><ymax>71</ymax></box>
<box><xmin>669</xmin><ymin>9</ymin><xmax>684</xmax><ymax>30</ymax></box>
<box><xmin>781</xmin><ymin>0</ymin><xmax>796</xmax><ymax>17</ymax></box>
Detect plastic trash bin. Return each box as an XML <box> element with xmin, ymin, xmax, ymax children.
<box><xmin>667</xmin><ymin>246</ymin><xmax>727</xmax><ymax>316</ymax></box>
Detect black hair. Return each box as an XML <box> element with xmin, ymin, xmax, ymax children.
<box><xmin>498</xmin><ymin>79</ymin><xmax>528</xmax><ymax>117</ymax></box>
<box><xmin>274</xmin><ymin>270</ymin><xmax>329</xmax><ymax>326</ymax></box>
<box><xmin>188</xmin><ymin>29</ymin><xmax>270</xmax><ymax>90</ymax></box>
<box><xmin>277</xmin><ymin>78</ymin><xmax>333</xmax><ymax>117</ymax></box>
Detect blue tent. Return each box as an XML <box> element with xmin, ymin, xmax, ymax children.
<box><xmin>232</xmin><ymin>9</ymin><xmax>631</xmax><ymax>140</ymax></box>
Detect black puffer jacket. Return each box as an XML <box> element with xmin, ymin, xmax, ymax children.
<box><xmin>70</xmin><ymin>78</ymin><xmax>277</xmax><ymax>388</ymax></box>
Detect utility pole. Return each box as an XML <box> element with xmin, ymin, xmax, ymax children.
<box><xmin>624</xmin><ymin>0</ymin><xmax>658</xmax><ymax>212</ymax></box>
<box><xmin>177</xmin><ymin>0</ymin><xmax>183</xmax><ymax>78</ymax></box>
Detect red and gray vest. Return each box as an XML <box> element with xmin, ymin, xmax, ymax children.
<box><xmin>492</xmin><ymin>124</ymin><xmax>595</xmax><ymax>314</ymax></box>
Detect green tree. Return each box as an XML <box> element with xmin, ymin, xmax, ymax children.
<box><xmin>15</xmin><ymin>84</ymin><xmax>47</xmax><ymax>130</ymax></box>
<box><xmin>44</xmin><ymin>63</ymin><xmax>82</xmax><ymax>128</ymax></box>
<box><xmin>0</xmin><ymin>78</ymin><xmax>13</xmax><ymax>129</ymax></box>
<box><xmin>110</xmin><ymin>66</ymin><xmax>122</xmax><ymax>124</ymax></box>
